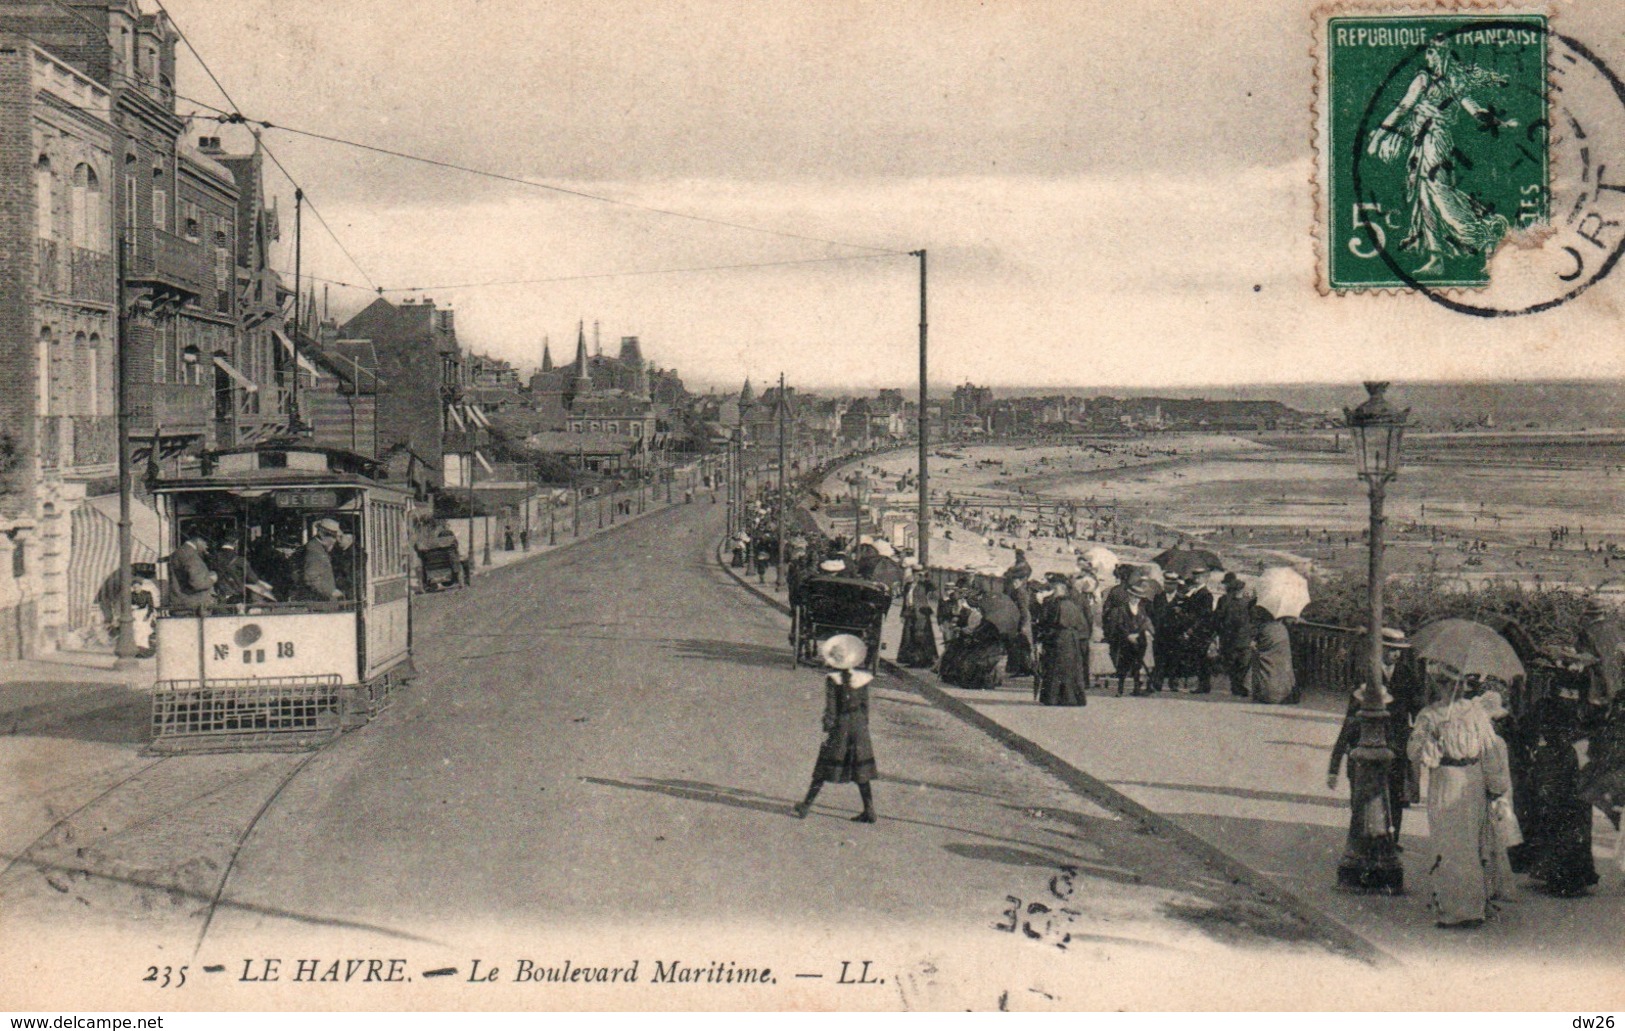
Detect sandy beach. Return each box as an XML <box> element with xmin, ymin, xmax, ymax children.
<box><xmin>818</xmin><ymin>433</ymin><xmax>1625</xmax><ymax>594</ymax></box>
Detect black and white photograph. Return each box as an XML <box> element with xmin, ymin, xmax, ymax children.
<box><xmin>0</xmin><ymin>0</ymin><xmax>1622</xmax><ymax>1014</ymax></box>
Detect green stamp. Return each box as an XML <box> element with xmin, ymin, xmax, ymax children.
<box><xmin>1320</xmin><ymin>14</ymin><xmax>1548</xmax><ymax>291</ymax></box>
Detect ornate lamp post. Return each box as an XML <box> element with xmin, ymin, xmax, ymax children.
<box><xmin>1337</xmin><ymin>381</ymin><xmax>1409</xmax><ymax>894</ymax></box>
<box><xmin>845</xmin><ymin>471</ymin><xmax>867</xmax><ymax>546</ymax></box>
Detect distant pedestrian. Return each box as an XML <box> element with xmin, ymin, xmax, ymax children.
<box><xmin>1216</xmin><ymin>573</ymin><xmax>1254</xmax><ymax>696</ymax></box>
<box><xmin>793</xmin><ymin>634</ymin><xmax>878</xmax><ymax>824</ymax></box>
<box><xmin>505</xmin><ymin>527</ymin><xmax>515</xmax><ymax>551</ymax></box>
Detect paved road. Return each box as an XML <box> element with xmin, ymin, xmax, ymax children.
<box><xmin>2</xmin><ymin>501</ymin><xmax>1363</xmax><ymax>1009</ymax></box>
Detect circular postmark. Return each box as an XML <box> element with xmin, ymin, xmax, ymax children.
<box><xmin>1350</xmin><ymin>20</ymin><xmax>1625</xmax><ymax>317</ymax></box>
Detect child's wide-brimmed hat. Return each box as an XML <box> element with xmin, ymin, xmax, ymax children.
<box><xmin>819</xmin><ymin>633</ymin><xmax>868</xmax><ymax>671</ymax></box>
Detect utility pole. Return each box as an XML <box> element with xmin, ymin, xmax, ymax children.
<box><xmin>913</xmin><ymin>249</ymin><xmax>929</xmax><ymax>568</ymax></box>
<box><xmin>291</xmin><ymin>188</ymin><xmax>303</xmax><ymax>432</ymax></box>
<box><xmin>114</xmin><ymin>233</ymin><xmax>134</xmax><ymax>663</ymax></box>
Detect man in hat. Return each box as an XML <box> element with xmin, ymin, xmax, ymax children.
<box><xmin>297</xmin><ymin>518</ymin><xmax>346</xmax><ymax>602</ymax></box>
<box><xmin>1148</xmin><ymin>570</ymin><xmax>1186</xmax><ymax>692</ymax></box>
<box><xmin>1103</xmin><ymin>569</ymin><xmax>1156</xmax><ymax>696</ymax></box>
<box><xmin>1216</xmin><ymin>572</ymin><xmax>1255</xmax><ymax>697</ymax></box>
<box><xmin>166</xmin><ymin>527</ymin><xmax>217</xmax><ymax>614</ymax></box>
<box><xmin>1177</xmin><ymin>568</ymin><xmax>1224</xmax><ymax>694</ymax></box>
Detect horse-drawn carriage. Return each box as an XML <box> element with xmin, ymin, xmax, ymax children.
<box><xmin>791</xmin><ymin>575</ymin><xmax>893</xmax><ymax>671</ymax></box>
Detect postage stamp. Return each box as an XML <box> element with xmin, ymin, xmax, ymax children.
<box><xmin>1317</xmin><ymin>10</ymin><xmax>1550</xmax><ymax>292</ymax></box>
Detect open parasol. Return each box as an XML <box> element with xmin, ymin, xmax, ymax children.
<box><xmin>1151</xmin><ymin>546</ymin><xmax>1224</xmax><ymax>578</ymax></box>
<box><xmin>1080</xmin><ymin>545</ymin><xmax>1119</xmax><ymax>582</ymax></box>
<box><xmin>1253</xmin><ymin>567</ymin><xmax>1310</xmax><ymax>620</ymax></box>
<box><xmin>1409</xmin><ymin>618</ymin><xmax>1526</xmax><ymax>684</ymax></box>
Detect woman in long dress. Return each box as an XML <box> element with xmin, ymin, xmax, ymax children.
<box><xmin>895</xmin><ymin>567</ymin><xmax>939</xmax><ymax>670</ymax></box>
<box><xmin>1407</xmin><ymin>673</ymin><xmax>1514</xmax><ymax>927</ymax></box>
<box><xmin>1035</xmin><ymin>576</ymin><xmax>1090</xmax><ymax>706</ymax></box>
<box><xmin>793</xmin><ymin>634</ymin><xmax>878</xmax><ymax>824</ymax></box>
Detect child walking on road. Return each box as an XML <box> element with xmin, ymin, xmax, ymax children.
<box><xmin>793</xmin><ymin>634</ymin><xmax>879</xmax><ymax>824</ymax></box>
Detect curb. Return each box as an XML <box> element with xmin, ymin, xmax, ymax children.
<box><xmin>716</xmin><ymin>539</ymin><xmax>1395</xmax><ymax>968</ymax></box>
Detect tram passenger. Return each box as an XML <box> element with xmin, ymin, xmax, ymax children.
<box><xmin>249</xmin><ymin>529</ymin><xmax>297</xmax><ymax>600</ymax></box>
<box><xmin>296</xmin><ymin>517</ymin><xmax>347</xmax><ymax>603</ymax></box>
<box><xmin>166</xmin><ymin>528</ymin><xmax>218</xmax><ymax>613</ymax></box>
<box><xmin>209</xmin><ymin>537</ymin><xmax>275</xmax><ymax>608</ymax></box>
<box><xmin>333</xmin><ymin>528</ymin><xmax>358</xmax><ymax>600</ymax></box>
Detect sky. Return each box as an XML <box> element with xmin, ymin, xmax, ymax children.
<box><xmin>160</xmin><ymin>0</ymin><xmax>1625</xmax><ymax>391</ymax></box>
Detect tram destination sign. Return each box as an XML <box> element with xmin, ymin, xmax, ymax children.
<box><xmin>273</xmin><ymin>489</ymin><xmax>340</xmax><ymax>509</ymax></box>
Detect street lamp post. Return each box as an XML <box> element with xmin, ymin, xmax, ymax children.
<box><xmin>1337</xmin><ymin>380</ymin><xmax>1409</xmax><ymax>894</ymax></box>
<box><xmin>846</xmin><ymin>471</ymin><xmax>866</xmax><ymax>546</ymax></box>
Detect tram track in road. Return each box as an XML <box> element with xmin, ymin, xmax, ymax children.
<box><xmin>0</xmin><ymin>739</ymin><xmax>349</xmax><ymax>953</ymax></box>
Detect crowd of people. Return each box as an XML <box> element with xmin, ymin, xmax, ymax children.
<box><xmin>781</xmin><ymin>475</ymin><xmax>1625</xmax><ymax>930</ymax></box>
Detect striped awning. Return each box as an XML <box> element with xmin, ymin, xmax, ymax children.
<box><xmin>213</xmin><ymin>356</ymin><xmax>258</xmax><ymax>392</ymax></box>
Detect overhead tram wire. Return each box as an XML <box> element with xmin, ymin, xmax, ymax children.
<box><xmin>388</xmin><ymin>252</ymin><xmax>906</xmax><ymax>294</ymax></box>
<box><xmin>258</xmin><ymin>141</ymin><xmax>381</xmax><ymax>295</ymax></box>
<box><xmin>139</xmin><ymin>0</ymin><xmax>384</xmax><ymax>296</ymax></box>
<box><xmin>147</xmin><ymin>0</ymin><xmax>913</xmax><ymax>298</ymax></box>
<box><xmin>255</xmin><ymin>119</ymin><xmax>906</xmax><ymax>257</ymax></box>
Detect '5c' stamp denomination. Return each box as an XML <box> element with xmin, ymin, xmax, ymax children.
<box><xmin>1317</xmin><ymin>11</ymin><xmax>1549</xmax><ymax>292</ymax></box>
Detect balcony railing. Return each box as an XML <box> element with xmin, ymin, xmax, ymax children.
<box><xmin>128</xmin><ymin>382</ymin><xmax>213</xmax><ymax>436</ymax></box>
<box><xmin>70</xmin><ymin>247</ymin><xmax>114</xmax><ymax>304</ymax></box>
<box><xmin>70</xmin><ymin>415</ymin><xmax>116</xmax><ymax>468</ymax></box>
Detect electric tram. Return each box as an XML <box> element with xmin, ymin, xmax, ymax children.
<box><xmin>148</xmin><ymin>443</ymin><xmax>416</xmax><ymax>751</ymax></box>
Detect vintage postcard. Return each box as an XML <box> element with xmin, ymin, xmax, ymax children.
<box><xmin>1</xmin><ymin>0</ymin><xmax>1623</xmax><ymax>1016</ymax></box>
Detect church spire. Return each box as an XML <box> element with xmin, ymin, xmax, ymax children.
<box><xmin>740</xmin><ymin>376</ymin><xmax>754</xmax><ymax>405</ymax></box>
<box><xmin>540</xmin><ymin>335</ymin><xmax>553</xmax><ymax>372</ymax></box>
<box><xmin>572</xmin><ymin>321</ymin><xmax>592</xmax><ymax>397</ymax></box>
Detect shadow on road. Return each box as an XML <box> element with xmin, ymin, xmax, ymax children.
<box><xmin>1109</xmin><ymin>780</ymin><xmax>1345</xmax><ymax>811</ymax></box>
<box><xmin>941</xmin><ymin>842</ymin><xmax>1064</xmax><ymax>868</ymax></box>
<box><xmin>666</xmin><ymin>638</ymin><xmax>798</xmax><ymax>671</ymax></box>
<box><xmin>581</xmin><ymin>776</ymin><xmax>794</xmax><ymax>817</ymax></box>
<box><xmin>6</xmin><ymin>695</ymin><xmax>149</xmax><ymax>746</ymax></box>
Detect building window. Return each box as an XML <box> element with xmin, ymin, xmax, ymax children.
<box><xmin>606</xmin><ymin>422</ymin><xmax>619</xmax><ymax>435</ymax></box>
<box><xmin>152</xmin><ymin>184</ymin><xmax>166</xmax><ymax>231</ymax></box>
<box><xmin>153</xmin><ymin>319</ymin><xmax>167</xmax><ymax>384</ymax></box>
<box><xmin>71</xmin><ymin>163</ymin><xmax>101</xmax><ymax>250</ymax></box>
<box><xmin>86</xmin><ymin>333</ymin><xmax>102</xmax><ymax>417</ymax></box>
<box><xmin>123</xmin><ymin>172</ymin><xmax>136</xmax><ymax>237</ymax></box>
<box><xmin>182</xmin><ymin>200</ymin><xmax>200</xmax><ymax>242</ymax></box>
<box><xmin>37</xmin><ymin>326</ymin><xmax>51</xmax><ymax>413</ymax></box>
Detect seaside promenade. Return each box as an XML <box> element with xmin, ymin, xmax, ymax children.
<box><xmin>727</xmin><ymin>556</ymin><xmax>1625</xmax><ymax>983</ymax></box>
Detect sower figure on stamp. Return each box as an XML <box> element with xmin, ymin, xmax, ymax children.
<box><xmin>1366</xmin><ymin>36</ymin><xmax>1516</xmax><ymax>276</ymax></box>
<box><xmin>793</xmin><ymin>634</ymin><xmax>878</xmax><ymax>824</ymax></box>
